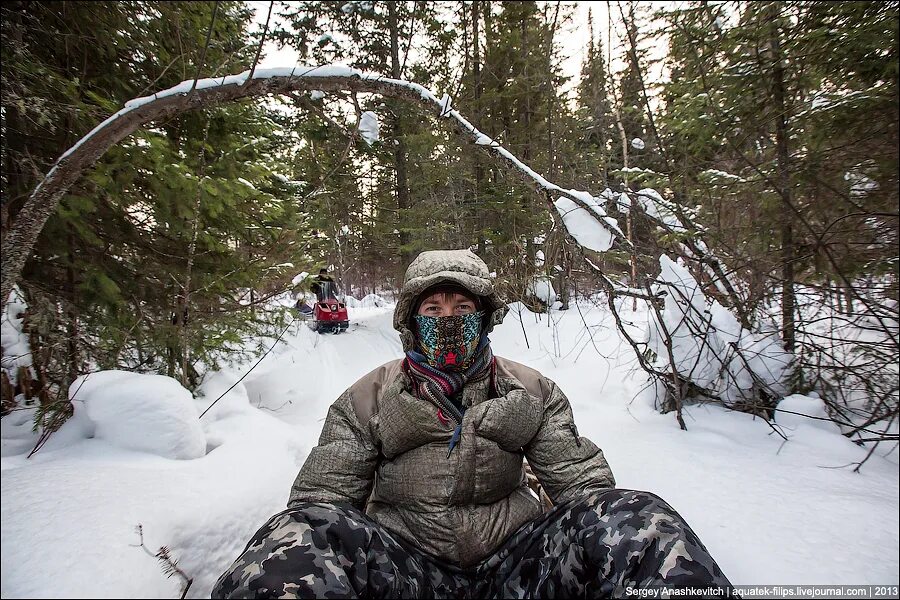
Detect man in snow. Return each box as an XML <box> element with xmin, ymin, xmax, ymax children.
<box><xmin>214</xmin><ymin>249</ymin><xmax>734</xmax><ymax>599</ymax></box>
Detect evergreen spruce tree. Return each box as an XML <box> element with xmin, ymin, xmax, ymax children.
<box><xmin>658</xmin><ymin>0</ymin><xmax>897</xmax><ymax>407</ymax></box>
<box><xmin>276</xmin><ymin>1</ymin><xmax>456</xmax><ymax>287</ymax></box>
<box><xmin>2</xmin><ymin>2</ymin><xmax>313</xmax><ymax>412</ymax></box>
<box><xmin>574</xmin><ymin>9</ymin><xmax>615</xmax><ymax>193</ymax></box>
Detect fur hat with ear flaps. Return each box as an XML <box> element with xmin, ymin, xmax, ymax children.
<box><xmin>394</xmin><ymin>249</ymin><xmax>508</xmax><ymax>352</ymax></box>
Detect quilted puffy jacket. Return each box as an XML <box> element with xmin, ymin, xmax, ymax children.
<box><xmin>288</xmin><ymin>250</ymin><xmax>616</xmax><ymax>566</ymax></box>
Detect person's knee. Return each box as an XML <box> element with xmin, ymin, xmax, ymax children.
<box><xmin>574</xmin><ymin>489</ymin><xmax>681</xmax><ymax>528</ymax></box>
<box><xmin>589</xmin><ymin>488</ymin><xmax>670</xmax><ymax>508</ymax></box>
<box><xmin>279</xmin><ymin>502</ymin><xmax>362</xmax><ymax>528</ymax></box>
<box><xmin>213</xmin><ymin>556</ymin><xmax>299</xmax><ymax>599</ymax></box>
<box><xmin>618</xmin><ymin>489</ymin><xmax>668</xmax><ymax>507</ymax></box>
<box><xmin>242</xmin><ymin>504</ymin><xmax>355</xmax><ymax>563</ymax></box>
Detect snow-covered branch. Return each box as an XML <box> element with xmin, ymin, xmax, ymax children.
<box><xmin>1</xmin><ymin>64</ymin><xmax>628</xmax><ymax>305</ymax></box>
<box><xmin>647</xmin><ymin>255</ymin><xmax>792</xmax><ymax>411</ymax></box>
<box><xmin>616</xmin><ymin>186</ymin><xmax>752</xmax><ymax>329</ymax></box>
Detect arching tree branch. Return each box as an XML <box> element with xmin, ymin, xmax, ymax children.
<box><xmin>1</xmin><ymin>65</ymin><xmax>630</xmax><ymax>304</ymax></box>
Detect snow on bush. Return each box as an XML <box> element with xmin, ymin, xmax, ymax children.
<box><xmin>648</xmin><ymin>255</ymin><xmax>791</xmax><ymax>404</ymax></box>
<box><xmin>20</xmin><ymin>400</ymin><xmax>97</xmax><ymax>454</ymax></box>
<box><xmin>194</xmin><ymin>370</ymin><xmax>252</xmax><ymax>422</ymax></box>
<box><xmin>774</xmin><ymin>394</ymin><xmax>842</xmax><ymax>435</ymax></box>
<box><xmin>359</xmin><ymin>294</ymin><xmax>388</xmax><ymax>308</ymax></box>
<box><xmin>1</xmin><ymin>286</ymin><xmax>33</xmax><ymax>386</ymax></box>
<box><xmin>70</xmin><ymin>371</ymin><xmax>205</xmax><ymax>459</ymax></box>
<box><xmin>527</xmin><ymin>277</ymin><xmax>557</xmax><ymax>305</ymax></box>
<box><xmin>633</xmin><ymin>188</ymin><xmax>688</xmax><ymax>233</ymax></box>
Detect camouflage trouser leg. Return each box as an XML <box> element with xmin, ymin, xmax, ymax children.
<box><xmin>213</xmin><ymin>491</ymin><xmax>734</xmax><ymax>599</ymax></box>
<box><xmin>476</xmin><ymin>489</ymin><xmax>735</xmax><ymax>599</ymax></box>
<box><xmin>211</xmin><ymin>502</ymin><xmax>467</xmax><ymax>599</ymax></box>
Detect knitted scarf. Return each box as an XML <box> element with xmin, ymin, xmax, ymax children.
<box><xmin>405</xmin><ymin>335</ymin><xmax>494</xmax><ymax>456</ymax></box>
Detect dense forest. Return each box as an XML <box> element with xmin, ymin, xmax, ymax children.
<box><xmin>2</xmin><ymin>1</ymin><xmax>897</xmax><ymax>450</ymax></box>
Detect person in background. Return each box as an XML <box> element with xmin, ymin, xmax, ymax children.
<box><xmin>310</xmin><ymin>267</ymin><xmax>336</xmax><ymax>302</ymax></box>
<box><xmin>292</xmin><ymin>291</ymin><xmax>313</xmax><ymax>316</ymax></box>
<box><xmin>214</xmin><ymin>249</ymin><xmax>735</xmax><ymax>599</ymax></box>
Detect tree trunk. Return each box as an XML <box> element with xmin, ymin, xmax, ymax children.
<box><xmin>1</xmin><ymin>371</ymin><xmax>15</xmax><ymax>415</ymax></box>
<box><xmin>472</xmin><ymin>0</ymin><xmax>487</xmax><ymax>254</ymax></box>
<box><xmin>388</xmin><ymin>2</ymin><xmax>412</xmax><ymax>270</ymax></box>
<box><xmin>65</xmin><ymin>226</ymin><xmax>80</xmax><ymax>389</ymax></box>
<box><xmin>770</xmin><ymin>11</ymin><xmax>795</xmax><ymax>352</ymax></box>
<box><xmin>544</xmin><ymin>2</ymin><xmax>560</xmax><ymax>181</ymax></box>
<box><xmin>557</xmin><ymin>246</ymin><xmax>571</xmax><ymax>310</ymax></box>
<box><xmin>612</xmin><ymin>98</ymin><xmax>639</xmax><ymax>307</ymax></box>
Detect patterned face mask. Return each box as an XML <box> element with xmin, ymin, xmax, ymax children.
<box><xmin>414</xmin><ymin>312</ymin><xmax>484</xmax><ymax>371</ymax></box>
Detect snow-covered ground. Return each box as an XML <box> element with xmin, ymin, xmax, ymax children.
<box><xmin>2</xmin><ymin>301</ymin><xmax>898</xmax><ymax>598</ymax></box>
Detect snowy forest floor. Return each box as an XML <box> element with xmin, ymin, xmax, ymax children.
<box><xmin>2</xmin><ymin>300</ymin><xmax>898</xmax><ymax>598</ymax></box>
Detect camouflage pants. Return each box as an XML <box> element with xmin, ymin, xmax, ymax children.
<box><xmin>212</xmin><ymin>489</ymin><xmax>735</xmax><ymax>599</ymax></box>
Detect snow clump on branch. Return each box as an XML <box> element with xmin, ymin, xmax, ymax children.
<box><xmin>553</xmin><ymin>190</ymin><xmax>622</xmax><ymax>253</ymax></box>
<box><xmin>359</xmin><ymin>111</ymin><xmax>380</xmax><ymax>145</ymax></box>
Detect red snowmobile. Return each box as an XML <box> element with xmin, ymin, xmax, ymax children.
<box><xmin>310</xmin><ymin>280</ymin><xmax>349</xmax><ymax>334</ymax></box>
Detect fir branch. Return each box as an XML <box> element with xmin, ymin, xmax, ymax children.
<box><xmin>131</xmin><ymin>524</ymin><xmax>193</xmax><ymax>599</ymax></box>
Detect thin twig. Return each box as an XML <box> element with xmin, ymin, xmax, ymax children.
<box><xmin>187</xmin><ymin>1</ymin><xmax>220</xmax><ymax>99</ymax></box>
<box><xmin>199</xmin><ymin>315</ymin><xmax>297</xmax><ymax>419</ymax></box>
<box><xmin>247</xmin><ymin>1</ymin><xmax>274</xmax><ymax>83</ymax></box>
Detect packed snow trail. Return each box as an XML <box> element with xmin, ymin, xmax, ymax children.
<box><xmin>2</xmin><ymin>303</ymin><xmax>898</xmax><ymax>598</ymax></box>
<box><xmin>235</xmin><ymin>307</ymin><xmax>405</xmax><ymax>427</ymax></box>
